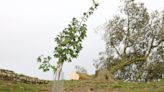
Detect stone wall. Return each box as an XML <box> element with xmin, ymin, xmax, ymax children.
<box><xmin>0</xmin><ymin>69</ymin><xmax>49</xmax><ymax>84</ymax></box>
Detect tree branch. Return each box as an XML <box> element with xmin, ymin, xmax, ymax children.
<box><xmin>145</xmin><ymin>34</ymin><xmax>155</xmax><ymax>58</ymax></box>
<box><xmin>110</xmin><ymin>57</ymin><xmax>146</xmax><ymax>74</ymax></box>
<box><xmin>152</xmin><ymin>39</ymin><xmax>164</xmax><ymax>48</ymax></box>
<box><xmin>112</xmin><ymin>44</ymin><xmax>122</xmax><ymax>58</ymax></box>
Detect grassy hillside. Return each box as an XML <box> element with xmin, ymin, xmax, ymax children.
<box><xmin>0</xmin><ymin>80</ymin><xmax>50</xmax><ymax>92</ymax></box>
<box><xmin>0</xmin><ymin>79</ymin><xmax>164</xmax><ymax>92</ymax></box>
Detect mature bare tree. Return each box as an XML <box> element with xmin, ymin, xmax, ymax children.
<box><xmin>94</xmin><ymin>0</ymin><xmax>164</xmax><ymax>82</ymax></box>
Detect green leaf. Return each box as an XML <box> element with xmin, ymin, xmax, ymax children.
<box><xmin>47</xmin><ymin>56</ymin><xmax>51</xmax><ymax>60</ymax></box>
<box><xmin>54</xmin><ymin>54</ymin><xmax>59</xmax><ymax>58</ymax></box>
<box><xmin>61</xmin><ymin>37</ymin><xmax>70</xmax><ymax>45</ymax></box>
<box><xmin>37</xmin><ymin>57</ymin><xmax>41</xmax><ymax>62</ymax></box>
<box><xmin>56</xmin><ymin>47</ymin><xmax>62</xmax><ymax>52</ymax></box>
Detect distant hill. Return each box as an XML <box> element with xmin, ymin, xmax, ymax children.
<box><xmin>0</xmin><ymin>68</ymin><xmax>49</xmax><ymax>84</ymax></box>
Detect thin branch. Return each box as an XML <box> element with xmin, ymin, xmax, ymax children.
<box><xmin>145</xmin><ymin>34</ymin><xmax>155</xmax><ymax>58</ymax></box>
<box><xmin>112</xmin><ymin>44</ymin><xmax>122</xmax><ymax>58</ymax></box>
<box><xmin>152</xmin><ymin>39</ymin><xmax>164</xmax><ymax>48</ymax></box>
<box><xmin>123</xmin><ymin>12</ymin><xmax>131</xmax><ymax>57</ymax></box>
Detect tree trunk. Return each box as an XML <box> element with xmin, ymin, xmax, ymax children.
<box><xmin>55</xmin><ymin>63</ymin><xmax>63</xmax><ymax>80</ymax></box>
<box><xmin>95</xmin><ymin>69</ymin><xmax>116</xmax><ymax>83</ymax></box>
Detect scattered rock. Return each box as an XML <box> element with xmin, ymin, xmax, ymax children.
<box><xmin>0</xmin><ymin>69</ymin><xmax>49</xmax><ymax>84</ymax></box>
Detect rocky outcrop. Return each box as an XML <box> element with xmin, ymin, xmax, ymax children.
<box><xmin>0</xmin><ymin>69</ymin><xmax>49</xmax><ymax>84</ymax></box>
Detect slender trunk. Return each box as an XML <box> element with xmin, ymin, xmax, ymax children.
<box><xmin>55</xmin><ymin>63</ymin><xmax>63</xmax><ymax>80</ymax></box>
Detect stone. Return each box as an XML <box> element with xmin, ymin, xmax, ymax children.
<box><xmin>0</xmin><ymin>68</ymin><xmax>49</xmax><ymax>84</ymax></box>
<box><xmin>69</xmin><ymin>71</ymin><xmax>80</xmax><ymax>80</ymax></box>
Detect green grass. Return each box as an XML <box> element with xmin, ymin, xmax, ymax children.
<box><xmin>64</xmin><ymin>79</ymin><xmax>164</xmax><ymax>92</ymax></box>
<box><xmin>0</xmin><ymin>80</ymin><xmax>50</xmax><ymax>92</ymax></box>
<box><xmin>0</xmin><ymin>79</ymin><xmax>164</xmax><ymax>92</ymax></box>
<box><xmin>95</xmin><ymin>80</ymin><xmax>164</xmax><ymax>92</ymax></box>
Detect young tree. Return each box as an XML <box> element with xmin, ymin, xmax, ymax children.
<box><xmin>94</xmin><ymin>0</ymin><xmax>164</xmax><ymax>82</ymax></box>
<box><xmin>37</xmin><ymin>0</ymin><xmax>99</xmax><ymax>80</ymax></box>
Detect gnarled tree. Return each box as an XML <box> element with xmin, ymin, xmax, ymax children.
<box><xmin>94</xmin><ymin>0</ymin><xmax>164</xmax><ymax>82</ymax></box>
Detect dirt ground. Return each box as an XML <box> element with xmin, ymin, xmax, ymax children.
<box><xmin>63</xmin><ymin>80</ymin><xmax>121</xmax><ymax>92</ymax></box>
<box><xmin>65</xmin><ymin>88</ymin><xmax>121</xmax><ymax>92</ymax></box>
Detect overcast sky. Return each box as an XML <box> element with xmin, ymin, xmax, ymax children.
<box><xmin>0</xmin><ymin>0</ymin><xmax>164</xmax><ymax>80</ymax></box>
